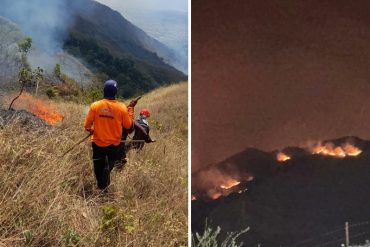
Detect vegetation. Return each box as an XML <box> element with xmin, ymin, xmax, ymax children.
<box><xmin>8</xmin><ymin>37</ymin><xmax>44</xmax><ymax>109</ymax></box>
<box><xmin>64</xmin><ymin>28</ymin><xmax>187</xmax><ymax>99</ymax></box>
<box><xmin>53</xmin><ymin>64</ymin><xmax>62</xmax><ymax>79</ymax></box>
<box><xmin>0</xmin><ymin>82</ymin><xmax>188</xmax><ymax>246</ymax></box>
<box><xmin>192</xmin><ymin>224</ymin><xmax>250</xmax><ymax>247</ymax></box>
<box><xmin>64</xmin><ymin>34</ymin><xmax>153</xmax><ymax>98</ymax></box>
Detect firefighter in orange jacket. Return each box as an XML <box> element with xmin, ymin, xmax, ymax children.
<box><xmin>84</xmin><ymin>80</ymin><xmax>134</xmax><ymax>190</ymax></box>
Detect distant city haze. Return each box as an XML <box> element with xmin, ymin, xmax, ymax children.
<box><xmin>192</xmin><ymin>0</ymin><xmax>370</xmax><ymax>170</ymax></box>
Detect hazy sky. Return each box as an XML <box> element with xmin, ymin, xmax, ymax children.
<box><xmin>95</xmin><ymin>0</ymin><xmax>188</xmax><ymax>12</ymax></box>
<box><xmin>192</xmin><ymin>0</ymin><xmax>370</xmax><ymax>169</ymax></box>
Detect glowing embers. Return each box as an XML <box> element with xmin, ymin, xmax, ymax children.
<box><xmin>277</xmin><ymin>152</ymin><xmax>291</xmax><ymax>162</ymax></box>
<box><xmin>220</xmin><ymin>179</ymin><xmax>240</xmax><ymax>189</ymax></box>
<box><xmin>311</xmin><ymin>142</ymin><xmax>362</xmax><ymax>158</ymax></box>
<box><xmin>12</xmin><ymin>92</ymin><xmax>63</xmax><ymax>125</ymax></box>
<box><xmin>209</xmin><ymin>176</ymin><xmax>253</xmax><ymax>200</ymax></box>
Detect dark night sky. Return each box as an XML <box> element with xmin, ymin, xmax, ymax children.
<box><xmin>192</xmin><ymin>0</ymin><xmax>370</xmax><ymax>170</ymax></box>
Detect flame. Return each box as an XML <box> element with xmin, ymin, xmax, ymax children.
<box><xmin>12</xmin><ymin>92</ymin><xmax>63</xmax><ymax>125</ymax></box>
<box><xmin>312</xmin><ymin>142</ymin><xmax>362</xmax><ymax>158</ymax></box>
<box><xmin>277</xmin><ymin>152</ymin><xmax>291</xmax><ymax>162</ymax></box>
<box><xmin>192</xmin><ymin>166</ymin><xmax>253</xmax><ymax>200</ymax></box>
<box><xmin>342</xmin><ymin>143</ymin><xmax>362</xmax><ymax>156</ymax></box>
<box><xmin>220</xmin><ymin>179</ymin><xmax>240</xmax><ymax>190</ymax></box>
<box><xmin>192</xmin><ymin>195</ymin><xmax>197</xmax><ymax>201</ymax></box>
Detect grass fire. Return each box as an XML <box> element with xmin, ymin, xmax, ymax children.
<box><xmin>276</xmin><ymin>152</ymin><xmax>291</xmax><ymax>162</ymax></box>
<box><xmin>311</xmin><ymin>142</ymin><xmax>362</xmax><ymax>158</ymax></box>
<box><xmin>192</xmin><ymin>136</ymin><xmax>370</xmax><ymax>246</ymax></box>
<box><xmin>192</xmin><ymin>137</ymin><xmax>364</xmax><ymax>202</ymax></box>
<box><xmin>0</xmin><ymin>83</ymin><xmax>188</xmax><ymax>246</ymax></box>
<box><xmin>220</xmin><ymin>179</ymin><xmax>240</xmax><ymax>190</ymax></box>
<box><xmin>3</xmin><ymin>92</ymin><xmax>64</xmax><ymax>125</ymax></box>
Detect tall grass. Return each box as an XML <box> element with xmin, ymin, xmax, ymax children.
<box><xmin>0</xmin><ymin>82</ymin><xmax>188</xmax><ymax>246</ymax></box>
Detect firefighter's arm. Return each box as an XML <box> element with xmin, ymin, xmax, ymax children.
<box><xmin>122</xmin><ymin>105</ymin><xmax>134</xmax><ymax>129</ymax></box>
<box><xmin>84</xmin><ymin>106</ymin><xmax>95</xmax><ymax>134</ymax></box>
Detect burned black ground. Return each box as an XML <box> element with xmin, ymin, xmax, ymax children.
<box><xmin>0</xmin><ymin>109</ymin><xmax>51</xmax><ymax>129</ymax></box>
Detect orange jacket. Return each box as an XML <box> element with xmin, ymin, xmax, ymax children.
<box><xmin>84</xmin><ymin>99</ymin><xmax>134</xmax><ymax>147</ymax></box>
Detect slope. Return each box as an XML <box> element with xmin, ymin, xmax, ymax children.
<box><xmin>0</xmin><ymin>0</ymin><xmax>187</xmax><ymax>97</ymax></box>
<box><xmin>192</xmin><ymin>137</ymin><xmax>370</xmax><ymax>247</ymax></box>
<box><xmin>0</xmin><ymin>82</ymin><xmax>188</xmax><ymax>246</ymax></box>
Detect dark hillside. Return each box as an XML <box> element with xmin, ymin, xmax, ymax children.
<box><xmin>192</xmin><ymin>137</ymin><xmax>370</xmax><ymax>246</ymax></box>
<box><xmin>64</xmin><ymin>0</ymin><xmax>187</xmax><ymax>97</ymax></box>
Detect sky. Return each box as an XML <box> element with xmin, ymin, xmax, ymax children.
<box><xmin>192</xmin><ymin>0</ymin><xmax>370</xmax><ymax>170</ymax></box>
<box><xmin>95</xmin><ymin>0</ymin><xmax>188</xmax><ymax>12</ymax></box>
<box><xmin>94</xmin><ymin>0</ymin><xmax>188</xmax><ymax>73</ymax></box>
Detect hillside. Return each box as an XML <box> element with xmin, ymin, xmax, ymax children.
<box><xmin>123</xmin><ymin>9</ymin><xmax>188</xmax><ymax>73</ymax></box>
<box><xmin>0</xmin><ymin>0</ymin><xmax>187</xmax><ymax>97</ymax></box>
<box><xmin>192</xmin><ymin>137</ymin><xmax>370</xmax><ymax>246</ymax></box>
<box><xmin>0</xmin><ymin>82</ymin><xmax>188</xmax><ymax>246</ymax></box>
<box><xmin>0</xmin><ymin>17</ymin><xmax>24</xmax><ymax>84</ymax></box>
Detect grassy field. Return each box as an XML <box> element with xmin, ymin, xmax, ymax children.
<box><xmin>0</xmin><ymin>82</ymin><xmax>188</xmax><ymax>246</ymax></box>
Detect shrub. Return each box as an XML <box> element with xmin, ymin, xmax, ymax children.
<box><xmin>192</xmin><ymin>224</ymin><xmax>250</xmax><ymax>247</ymax></box>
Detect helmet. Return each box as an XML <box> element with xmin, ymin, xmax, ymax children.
<box><xmin>140</xmin><ymin>108</ymin><xmax>151</xmax><ymax>118</ymax></box>
<box><xmin>103</xmin><ymin>80</ymin><xmax>118</xmax><ymax>99</ymax></box>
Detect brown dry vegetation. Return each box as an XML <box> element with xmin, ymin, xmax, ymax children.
<box><xmin>0</xmin><ymin>82</ymin><xmax>188</xmax><ymax>246</ymax></box>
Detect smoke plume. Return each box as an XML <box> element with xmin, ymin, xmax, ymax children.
<box><xmin>0</xmin><ymin>0</ymin><xmax>94</xmax><ymax>83</ymax></box>
<box><xmin>192</xmin><ymin>0</ymin><xmax>370</xmax><ymax>169</ymax></box>
<box><xmin>0</xmin><ymin>0</ymin><xmax>80</xmax><ymax>53</ymax></box>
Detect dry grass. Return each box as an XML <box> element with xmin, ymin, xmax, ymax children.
<box><xmin>0</xmin><ymin>82</ymin><xmax>188</xmax><ymax>247</ymax></box>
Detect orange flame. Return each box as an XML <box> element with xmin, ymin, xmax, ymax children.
<box><xmin>312</xmin><ymin>142</ymin><xmax>362</xmax><ymax>158</ymax></box>
<box><xmin>13</xmin><ymin>92</ymin><xmax>63</xmax><ymax>125</ymax></box>
<box><xmin>277</xmin><ymin>152</ymin><xmax>291</xmax><ymax>162</ymax></box>
<box><xmin>220</xmin><ymin>179</ymin><xmax>240</xmax><ymax>190</ymax></box>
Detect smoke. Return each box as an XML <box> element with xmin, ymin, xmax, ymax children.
<box><xmin>0</xmin><ymin>0</ymin><xmax>78</xmax><ymax>53</ymax></box>
<box><xmin>192</xmin><ymin>0</ymin><xmax>370</xmax><ymax>169</ymax></box>
<box><xmin>0</xmin><ymin>17</ymin><xmax>23</xmax><ymax>84</ymax></box>
<box><xmin>192</xmin><ymin>162</ymin><xmax>254</xmax><ymax>200</ymax></box>
<box><xmin>0</xmin><ymin>0</ymin><xmax>94</xmax><ymax>83</ymax></box>
<box><xmin>27</xmin><ymin>50</ymin><xmax>92</xmax><ymax>85</ymax></box>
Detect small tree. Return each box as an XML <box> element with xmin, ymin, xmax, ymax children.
<box><xmin>53</xmin><ymin>63</ymin><xmax>61</xmax><ymax>79</ymax></box>
<box><xmin>8</xmin><ymin>66</ymin><xmax>43</xmax><ymax>109</ymax></box>
<box><xmin>33</xmin><ymin>66</ymin><xmax>44</xmax><ymax>96</ymax></box>
<box><xmin>8</xmin><ymin>36</ymin><xmax>43</xmax><ymax>109</ymax></box>
<box><xmin>17</xmin><ymin>37</ymin><xmax>32</xmax><ymax>70</ymax></box>
<box><xmin>17</xmin><ymin>37</ymin><xmax>32</xmax><ymax>53</ymax></box>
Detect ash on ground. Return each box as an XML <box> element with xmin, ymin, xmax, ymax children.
<box><xmin>0</xmin><ymin>109</ymin><xmax>51</xmax><ymax>129</ymax></box>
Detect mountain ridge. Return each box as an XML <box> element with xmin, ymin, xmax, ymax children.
<box><xmin>192</xmin><ymin>136</ymin><xmax>370</xmax><ymax>246</ymax></box>
<box><xmin>0</xmin><ymin>0</ymin><xmax>186</xmax><ymax>97</ymax></box>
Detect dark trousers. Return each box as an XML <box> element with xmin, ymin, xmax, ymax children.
<box><xmin>92</xmin><ymin>143</ymin><xmax>119</xmax><ymax>190</ymax></box>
